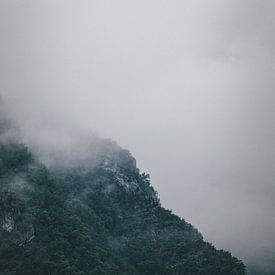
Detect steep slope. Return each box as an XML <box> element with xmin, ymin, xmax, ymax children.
<box><xmin>0</xmin><ymin>138</ymin><xmax>245</xmax><ymax>274</ymax></box>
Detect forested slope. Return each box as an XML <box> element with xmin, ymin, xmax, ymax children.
<box><xmin>0</xmin><ymin>136</ymin><xmax>245</xmax><ymax>274</ymax></box>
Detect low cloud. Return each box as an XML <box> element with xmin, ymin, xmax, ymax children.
<box><xmin>0</xmin><ymin>1</ymin><xmax>274</xmax><ymax>273</ymax></box>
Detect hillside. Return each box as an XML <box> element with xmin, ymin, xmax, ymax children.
<box><xmin>0</xmin><ymin>136</ymin><xmax>245</xmax><ymax>274</ymax></box>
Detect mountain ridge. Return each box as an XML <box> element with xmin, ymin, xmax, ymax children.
<box><xmin>0</xmin><ymin>134</ymin><xmax>246</xmax><ymax>274</ymax></box>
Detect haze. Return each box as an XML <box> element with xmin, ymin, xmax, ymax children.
<box><xmin>0</xmin><ymin>1</ymin><xmax>275</xmax><ymax>273</ymax></box>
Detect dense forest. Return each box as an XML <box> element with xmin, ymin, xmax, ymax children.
<box><xmin>0</xmin><ymin>123</ymin><xmax>245</xmax><ymax>274</ymax></box>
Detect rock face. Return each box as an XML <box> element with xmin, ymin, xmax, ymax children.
<box><xmin>0</xmin><ymin>138</ymin><xmax>246</xmax><ymax>275</ymax></box>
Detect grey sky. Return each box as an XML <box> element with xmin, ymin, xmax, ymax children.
<box><xmin>1</xmin><ymin>1</ymin><xmax>275</xmax><ymax>273</ymax></box>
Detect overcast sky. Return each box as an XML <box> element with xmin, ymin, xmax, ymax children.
<box><xmin>0</xmin><ymin>1</ymin><xmax>275</xmax><ymax>273</ymax></box>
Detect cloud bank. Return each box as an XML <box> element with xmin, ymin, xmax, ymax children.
<box><xmin>0</xmin><ymin>1</ymin><xmax>274</xmax><ymax>273</ymax></box>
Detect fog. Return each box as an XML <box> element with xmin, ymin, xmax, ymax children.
<box><xmin>0</xmin><ymin>0</ymin><xmax>275</xmax><ymax>273</ymax></box>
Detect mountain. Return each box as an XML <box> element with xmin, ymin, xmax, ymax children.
<box><xmin>0</xmin><ymin>136</ymin><xmax>245</xmax><ymax>274</ymax></box>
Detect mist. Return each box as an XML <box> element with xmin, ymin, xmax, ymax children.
<box><xmin>0</xmin><ymin>1</ymin><xmax>275</xmax><ymax>273</ymax></box>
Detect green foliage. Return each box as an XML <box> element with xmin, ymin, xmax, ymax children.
<box><xmin>0</xmin><ymin>143</ymin><xmax>33</xmax><ymax>175</ymax></box>
<box><xmin>0</xmin><ymin>141</ymin><xmax>246</xmax><ymax>274</ymax></box>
